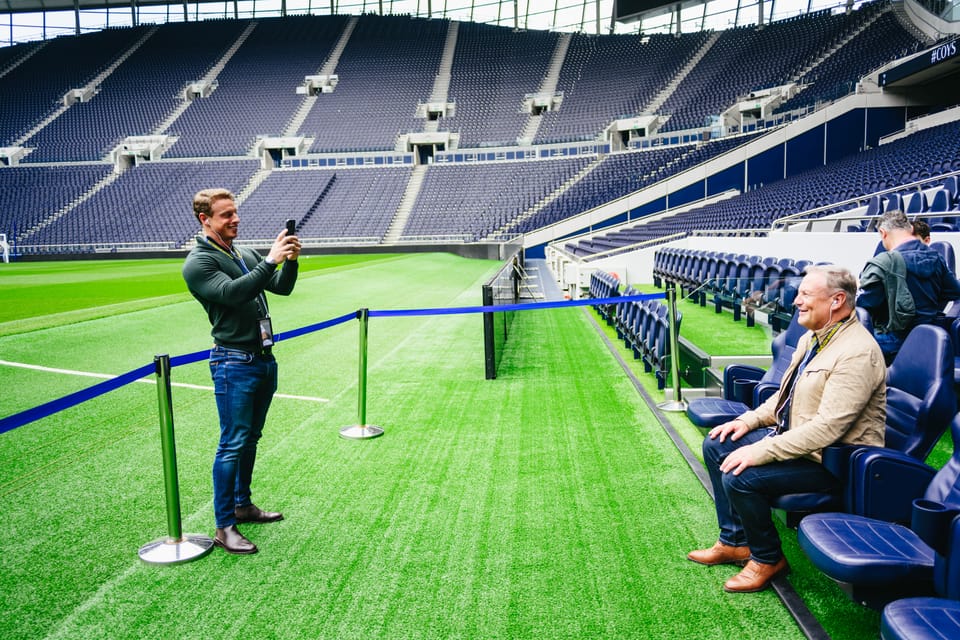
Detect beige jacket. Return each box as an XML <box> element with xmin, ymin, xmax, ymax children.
<box><xmin>737</xmin><ymin>314</ymin><xmax>886</xmax><ymax>465</ymax></box>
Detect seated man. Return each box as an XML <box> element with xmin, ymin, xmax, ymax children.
<box><xmin>858</xmin><ymin>209</ymin><xmax>960</xmax><ymax>362</ymax></box>
<box><xmin>688</xmin><ymin>265</ymin><xmax>886</xmax><ymax>593</ymax></box>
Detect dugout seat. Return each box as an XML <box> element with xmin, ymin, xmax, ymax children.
<box><xmin>685</xmin><ymin>310</ymin><xmax>805</xmax><ymax>428</ymax></box>
<box><xmin>881</xmin><ymin>512</ymin><xmax>960</xmax><ymax>640</ymax></box>
<box><xmin>797</xmin><ymin>414</ymin><xmax>960</xmax><ymax>610</ymax></box>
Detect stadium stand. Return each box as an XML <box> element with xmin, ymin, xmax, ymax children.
<box><xmin>0</xmin><ymin>3</ymin><xmax>950</xmax><ymax>261</ymax></box>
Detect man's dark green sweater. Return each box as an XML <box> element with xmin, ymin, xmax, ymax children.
<box><xmin>182</xmin><ymin>235</ymin><xmax>298</xmax><ymax>353</ymax></box>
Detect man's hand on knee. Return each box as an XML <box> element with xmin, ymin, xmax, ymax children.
<box><xmin>720</xmin><ymin>446</ymin><xmax>757</xmax><ymax>476</ymax></box>
<box><xmin>709</xmin><ymin>419</ymin><xmax>749</xmax><ymax>443</ymax></box>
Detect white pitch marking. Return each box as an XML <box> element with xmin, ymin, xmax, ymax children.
<box><xmin>0</xmin><ymin>359</ymin><xmax>329</xmax><ymax>403</ymax></box>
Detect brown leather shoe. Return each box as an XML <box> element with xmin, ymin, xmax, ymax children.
<box><xmin>723</xmin><ymin>557</ymin><xmax>790</xmax><ymax>593</ymax></box>
<box><xmin>214</xmin><ymin>525</ymin><xmax>258</xmax><ymax>554</ymax></box>
<box><xmin>687</xmin><ymin>541</ymin><xmax>751</xmax><ymax>566</ymax></box>
<box><xmin>235</xmin><ymin>504</ymin><xmax>284</xmax><ymax>524</ymax></box>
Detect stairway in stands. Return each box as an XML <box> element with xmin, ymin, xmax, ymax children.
<box><xmin>519</xmin><ymin>32</ymin><xmax>572</xmax><ymax>143</ymax></box>
<box><xmin>284</xmin><ymin>16</ymin><xmax>359</xmax><ymax>137</ymax></box>
<box><xmin>383</xmin><ymin>164</ymin><xmax>428</xmax><ymax>242</ymax></box>
<box><xmin>422</xmin><ymin>21</ymin><xmax>459</xmax><ymax>134</ymax></box>
<box><xmin>644</xmin><ymin>31</ymin><xmax>721</xmax><ymax>117</ymax></box>
<box><xmin>158</xmin><ymin>20</ymin><xmax>258</xmax><ymax>136</ymax></box>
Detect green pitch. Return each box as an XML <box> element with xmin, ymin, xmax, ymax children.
<box><xmin>0</xmin><ymin>253</ymin><xmax>906</xmax><ymax>639</ymax></box>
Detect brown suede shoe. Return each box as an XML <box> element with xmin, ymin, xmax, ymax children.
<box><xmin>687</xmin><ymin>541</ymin><xmax>751</xmax><ymax>566</ymax></box>
<box><xmin>723</xmin><ymin>557</ymin><xmax>790</xmax><ymax>593</ymax></box>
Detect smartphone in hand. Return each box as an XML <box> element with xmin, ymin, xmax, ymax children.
<box><xmin>286</xmin><ymin>219</ymin><xmax>297</xmax><ymax>237</ymax></box>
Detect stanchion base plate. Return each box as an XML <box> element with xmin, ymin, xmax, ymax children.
<box><xmin>139</xmin><ymin>534</ymin><xmax>215</xmax><ymax>565</ymax></box>
<box><xmin>657</xmin><ymin>400</ymin><xmax>689</xmax><ymax>413</ymax></box>
<box><xmin>339</xmin><ymin>424</ymin><xmax>384</xmax><ymax>439</ymax></box>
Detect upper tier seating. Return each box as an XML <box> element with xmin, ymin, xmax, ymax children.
<box><xmin>534</xmin><ymin>31</ymin><xmax>708</xmax><ymax>145</ymax></box>
<box><xmin>166</xmin><ymin>16</ymin><xmax>348</xmax><ymax>158</ymax></box>
<box><xmin>0</xmin><ymin>28</ymin><xmax>148</xmax><ymax>148</ymax></box>
<box><xmin>24</xmin><ymin>21</ymin><xmax>248</xmax><ymax>162</ymax></box>
<box><xmin>301</xmin><ymin>15</ymin><xmax>448</xmax><ymax>153</ymax></box>
<box><xmin>441</xmin><ymin>22</ymin><xmax>557</xmax><ymax>148</ymax></box>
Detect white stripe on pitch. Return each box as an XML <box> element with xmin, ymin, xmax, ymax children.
<box><xmin>0</xmin><ymin>359</ymin><xmax>329</xmax><ymax>403</ymax></box>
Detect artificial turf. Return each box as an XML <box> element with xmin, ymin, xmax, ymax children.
<box><xmin>0</xmin><ymin>253</ymin><xmax>936</xmax><ymax>639</ymax></box>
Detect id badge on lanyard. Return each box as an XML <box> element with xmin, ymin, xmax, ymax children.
<box><xmin>229</xmin><ymin>245</ymin><xmax>272</xmax><ymax>347</ymax></box>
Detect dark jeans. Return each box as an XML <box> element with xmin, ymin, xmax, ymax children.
<box><xmin>209</xmin><ymin>346</ymin><xmax>278</xmax><ymax>528</ymax></box>
<box><xmin>703</xmin><ymin>428</ymin><xmax>840</xmax><ymax>564</ymax></box>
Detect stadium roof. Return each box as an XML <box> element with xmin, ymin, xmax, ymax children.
<box><xmin>0</xmin><ymin>0</ymin><xmax>856</xmax><ymax>47</ymax></box>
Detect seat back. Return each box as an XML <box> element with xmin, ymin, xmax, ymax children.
<box><xmin>764</xmin><ymin>310</ymin><xmax>806</xmax><ymax>385</ymax></box>
<box><xmin>886</xmin><ymin>324</ymin><xmax>956</xmax><ymax>460</ymax></box>
<box><xmin>930</xmin><ymin>241</ymin><xmax>956</xmax><ymax>275</ymax></box>
<box><xmin>924</xmin><ymin>416</ymin><xmax>960</xmax><ymax>511</ymax></box>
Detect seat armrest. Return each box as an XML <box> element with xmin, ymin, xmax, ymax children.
<box><xmin>911</xmin><ymin>499</ymin><xmax>960</xmax><ymax>555</ymax></box>
<box><xmin>723</xmin><ymin>365</ymin><xmax>764</xmax><ymax>402</ymax></box>
<box><xmin>820</xmin><ymin>444</ymin><xmax>860</xmax><ymax>482</ymax></box>
<box><xmin>847</xmin><ymin>448</ymin><xmax>937</xmax><ymax>523</ymax></box>
<box><xmin>754</xmin><ymin>381</ymin><xmax>779</xmax><ymax>406</ymax></box>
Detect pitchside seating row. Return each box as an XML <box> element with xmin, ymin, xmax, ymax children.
<box><xmin>588</xmin><ymin>271</ymin><xmax>681</xmax><ymax>390</ymax></box>
<box><xmin>685</xmin><ymin>302</ymin><xmax>959</xmax><ymax>635</ymax></box>
<box><xmin>797</xmin><ymin>411</ymin><xmax>960</xmax><ymax>637</ymax></box>
<box><xmin>653</xmin><ymin>247</ymin><xmax>812</xmax><ymax>331</ymax></box>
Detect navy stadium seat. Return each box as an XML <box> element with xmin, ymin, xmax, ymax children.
<box><xmin>797</xmin><ymin>414</ymin><xmax>960</xmax><ymax>609</ymax></box>
<box><xmin>686</xmin><ymin>310</ymin><xmax>805</xmax><ymax>428</ymax></box>
<box><xmin>880</xmin><ymin>512</ymin><xmax>960</xmax><ymax>640</ymax></box>
<box><xmin>771</xmin><ymin>323</ymin><xmax>955</xmax><ymax>526</ymax></box>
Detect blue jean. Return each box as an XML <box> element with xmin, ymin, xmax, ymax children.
<box><xmin>702</xmin><ymin>428</ymin><xmax>840</xmax><ymax>564</ymax></box>
<box><xmin>872</xmin><ymin>331</ymin><xmax>903</xmax><ymax>364</ymax></box>
<box><xmin>209</xmin><ymin>346</ymin><xmax>278</xmax><ymax>528</ymax></box>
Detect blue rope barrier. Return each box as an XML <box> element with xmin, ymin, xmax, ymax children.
<box><xmin>367</xmin><ymin>292</ymin><xmax>665</xmax><ymax>318</ymax></box>
<box><xmin>0</xmin><ymin>362</ymin><xmax>156</xmax><ymax>435</ymax></box>
<box><xmin>0</xmin><ymin>293</ymin><xmax>664</xmax><ymax>435</ymax></box>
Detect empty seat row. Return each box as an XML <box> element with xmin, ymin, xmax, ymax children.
<box><xmin>653</xmin><ymin>247</ymin><xmax>812</xmax><ymax>331</ymax></box>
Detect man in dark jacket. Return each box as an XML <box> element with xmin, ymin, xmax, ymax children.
<box><xmin>182</xmin><ymin>188</ymin><xmax>300</xmax><ymax>554</ymax></box>
<box><xmin>857</xmin><ymin>209</ymin><xmax>960</xmax><ymax>362</ymax></box>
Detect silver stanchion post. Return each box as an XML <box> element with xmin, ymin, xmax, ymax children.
<box><xmin>658</xmin><ymin>285</ymin><xmax>689</xmax><ymax>413</ymax></box>
<box><xmin>139</xmin><ymin>354</ymin><xmax>214</xmax><ymax>564</ymax></box>
<box><xmin>340</xmin><ymin>308</ymin><xmax>384</xmax><ymax>439</ymax></box>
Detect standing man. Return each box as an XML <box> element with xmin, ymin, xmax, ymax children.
<box><xmin>688</xmin><ymin>265</ymin><xmax>886</xmax><ymax>592</ymax></box>
<box><xmin>858</xmin><ymin>209</ymin><xmax>960</xmax><ymax>362</ymax></box>
<box><xmin>182</xmin><ymin>188</ymin><xmax>301</xmax><ymax>555</ymax></box>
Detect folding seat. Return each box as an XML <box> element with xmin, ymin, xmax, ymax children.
<box><xmin>615</xmin><ymin>286</ymin><xmax>638</xmax><ymax>341</ymax></box>
<box><xmin>880</xmin><ymin>511</ymin><xmax>960</xmax><ymax>639</ymax></box>
<box><xmin>686</xmin><ymin>310</ymin><xmax>805</xmax><ymax>428</ymax></box>
<box><xmin>773</xmin><ymin>324</ymin><xmax>955</xmax><ymax>527</ymax></box>
<box><xmin>930</xmin><ymin>241</ymin><xmax>956</xmax><ymax>275</ymax></box>
<box><xmin>645</xmin><ymin>307</ymin><xmax>682</xmax><ymax>390</ymax></box>
<box><xmin>903</xmin><ymin>191</ymin><xmax>926</xmax><ymax>215</ymax></box>
<box><xmin>640</xmin><ymin>303</ymin><xmax>668</xmax><ymax>370</ymax></box>
<box><xmin>927</xmin><ymin>188</ymin><xmax>951</xmax><ymax>214</ymax></box>
<box><xmin>886</xmin><ymin>193</ymin><xmax>903</xmax><ymax>212</ymax></box>
<box><xmin>797</xmin><ymin>413</ymin><xmax>960</xmax><ymax>609</ymax></box>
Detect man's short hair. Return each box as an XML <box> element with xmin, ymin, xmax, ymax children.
<box><xmin>804</xmin><ymin>264</ymin><xmax>858</xmax><ymax>310</ymax></box>
<box><xmin>878</xmin><ymin>209</ymin><xmax>913</xmax><ymax>233</ymax></box>
<box><xmin>193</xmin><ymin>188</ymin><xmax>234</xmax><ymax>223</ymax></box>
<box><xmin>913</xmin><ymin>219</ymin><xmax>931</xmax><ymax>242</ymax></box>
